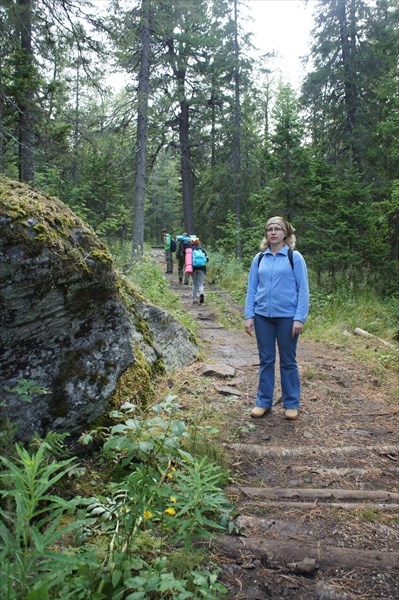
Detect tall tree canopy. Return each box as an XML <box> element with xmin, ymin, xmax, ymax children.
<box><xmin>0</xmin><ymin>0</ymin><xmax>397</xmax><ymax>290</ymax></box>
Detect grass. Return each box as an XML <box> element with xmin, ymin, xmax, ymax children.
<box><xmin>205</xmin><ymin>290</ymin><xmax>244</xmax><ymax>330</ymax></box>
<box><xmin>302</xmin><ymin>365</ymin><xmax>328</xmax><ymax>382</ymax></box>
<box><xmin>111</xmin><ymin>241</ymin><xmax>398</xmax><ymax>358</ymax></box>
<box><xmin>207</xmin><ymin>249</ymin><xmax>399</xmax><ymax>372</ymax></box>
<box><xmin>110</xmin><ymin>241</ymin><xmax>398</xmax><ymax>404</ymax></box>
<box><xmin>111</xmin><ymin>242</ymin><xmax>200</xmax><ymax>338</ymax></box>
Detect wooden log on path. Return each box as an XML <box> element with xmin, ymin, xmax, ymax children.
<box><xmin>211</xmin><ymin>535</ymin><xmax>399</xmax><ymax>572</ymax></box>
<box><xmin>236</xmin><ymin>500</ymin><xmax>399</xmax><ymax>512</ymax></box>
<box><xmin>226</xmin><ymin>443</ymin><xmax>399</xmax><ymax>460</ymax></box>
<box><xmin>288</xmin><ymin>466</ymin><xmax>399</xmax><ymax>477</ymax></box>
<box><xmin>236</xmin><ymin>514</ymin><xmax>399</xmax><ymax>533</ymax></box>
<box><xmin>228</xmin><ymin>486</ymin><xmax>399</xmax><ymax>503</ymax></box>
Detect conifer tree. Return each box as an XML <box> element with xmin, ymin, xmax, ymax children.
<box><xmin>16</xmin><ymin>0</ymin><xmax>36</xmax><ymax>183</ymax></box>
<box><xmin>131</xmin><ymin>0</ymin><xmax>151</xmax><ymax>261</ymax></box>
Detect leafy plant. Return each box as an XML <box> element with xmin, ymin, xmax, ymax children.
<box><xmin>169</xmin><ymin>452</ymin><xmax>234</xmax><ymax>548</ymax></box>
<box><xmin>4</xmin><ymin>379</ymin><xmax>49</xmax><ymax>403</ymax></box>
<box><xmin>98</xmin><ymin>397</ymin><xmax>189</xmax><ymax>470</ymax></box>
<box><xmin>79</xmin><ymin>396</ymin><xmax>233</xmax><ymax>598</ymax></box>
<box><xmin>118</xmin><ymin>556</ymin><xmax>227</xmax><ymax>599</ymax></box>
<box><xmin>0</xmin><ymin>442</ymin><xmax>97</xmax><ymax>600</ymax></box>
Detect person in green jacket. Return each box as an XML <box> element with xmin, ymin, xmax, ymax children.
<box><xmin>162</xmin><ymin>228</ymin><xmax>173</xmax><ymax>273</ymax></box>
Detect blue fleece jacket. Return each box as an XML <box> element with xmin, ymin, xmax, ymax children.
<box><xmin>244</xmin><ymin>245</ymin><xmax>309</xmax><ymax>323</ymax></box>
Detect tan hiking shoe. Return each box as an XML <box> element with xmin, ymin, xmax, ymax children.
<box><xmin>284</xmin><ymin>409</ymin><xmax>298</xmax><ymax>420</ymax></box>
<box><xmin>251</xmin><ymin>407</ymin><xmax>271</xmax><ymax>418</ymax></box>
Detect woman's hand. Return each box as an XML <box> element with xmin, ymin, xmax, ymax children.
<box><xmin>292</xmin><ymin>320</ymin><xmax>304</xmax><ymax>337</ymax></box>
<box><xmin>245</xmin><ymin>318</ymin><xmax>254</xmax><ymax>337</ymax></box>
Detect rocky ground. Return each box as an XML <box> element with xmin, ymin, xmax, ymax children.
<box><xmin>160</xmin><ymin>260</ymin><xmax>398</xmax><ymax>600</ymax></box>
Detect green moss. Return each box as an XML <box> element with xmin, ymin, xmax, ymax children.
<box><xmin>1</xmin><ymin>204</ymin><xmax>27</xmax><ymax>218</ymax></box>
<box><xmin>111</xmin><ymin>345</ymin><xmax>164</xmax><ymax>409</ymax></box>
<box><xmin>116</xmin><ymin>276</ymin><xmax>156</xmax><ymax>348</ymax></box>
<box><xmin>88</xmin><ymin>250</ymin><xmax>113</xmax><ymax>265</ymax></box>
<box><xmin>117</xmin><ymin>275</ymin><xmax>146</xmax><ymax>306</ymax></box>
<box><xmin>33</xmin><ymin>223</ymin><xmax>47</xmax><ymax>233</ymax></box>
<box><xmin>0</xmin><ymin>176</ymin><xmax>112</xmax><ymax>277</ymax></box>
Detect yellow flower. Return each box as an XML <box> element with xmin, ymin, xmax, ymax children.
<box><xmin>164</xmin><ymin>507</ymin><xmax>176</xmax><ymax>516</ymax></box>
<box><xmin>167</xmin><ymin>467</ymin><xmax>176</xmax><ymax>480</ymax></box>
<box><xmin>143</xmin><ymin>510</ymin><xmax>153</xmax><ymax>519</ymax></box>
<box><xmin>169</xmin><ymin>496</ymin><xmax>177</xmax><ymax>503</ymax></box>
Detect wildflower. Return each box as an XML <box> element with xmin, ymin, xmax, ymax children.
<box><xmin>164</xmin><ymin>507</ymin><xmax>176</xmax><ymax>516</ymax></box>
<box><xmin>143</xmin><ymin>510</ymin><xmax>153</xmax><ymax>519</ymax></box>
<box><xmin>169</xmin><ymin>496</ymin><xmax>177</xmax><ymax>503</ymax></box>
<box><xmin>167</xmin><ymin>466</ymin><xmax>176</xmax><ymax>479</ymax></box>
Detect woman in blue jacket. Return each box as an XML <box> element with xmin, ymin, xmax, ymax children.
<box><xmin>244</xmin><ymin>216</ymin><xmax>309</xmax><ymax>420</ymax></box>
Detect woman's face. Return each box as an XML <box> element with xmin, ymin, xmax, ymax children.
<box><xmin>265</xmin><ymin>223</ymin><xmax>285</xmax><ymax>244</ymax></box>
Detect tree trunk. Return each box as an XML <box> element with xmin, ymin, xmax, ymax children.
<box><xmin>337</xmin><ymin>0</ymin><xmax>359</xmax><ymax>158</ymax></box>
<box><xmin>71</xmin><ymin>63</ymin><xmax>80</xmax><ymax>186</ymax></box>
<box><xmin>232</xmin><ymin>0</ymin><xmax>242</xmax><ymax>258</ymax></box>
<box><xmin>131</xmin><ymin>0</ymin><xmax>151</xmax><ymax>261</ymax></box>
<box><xmin>17</xmin><ymin>0</ymin><xmax>34</xmax><ymax>183</ymax></box>
<box><xmin>0</xmin><ymin>57</ymin><xmax>3</xmax><ymax>174</ymax></box>
<box><xmin>179</xmin><ymin>94</ymin><xmax>195</xmax><ymax>233</ymax></box>
<box><xmin>210</xmin><ymin>86</ymin><xmax>217</xmax><ymax>168</ymax></box>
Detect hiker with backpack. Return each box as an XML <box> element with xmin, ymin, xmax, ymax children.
<box><xmin>191</xmin><ymin>238</ymin><xmax>208</xmax><ymax>304</ymax></box>
<box><xmin>161</xmin><ymin>228</ymin><xmax>175</xmax><ymax>273</ymax></box>
<box><xmin>244</xmin><ymin>216</ymin><xmax>309</xmax><ymax>421</ymax></box>
<box><xmin>176</xmin><ymin>233</ymin><xmax>192</xmax><ymax>285</ymax></box>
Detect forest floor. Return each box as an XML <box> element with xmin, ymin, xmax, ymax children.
<box><xmin>158</xmin><ymin>256</ymin><xmax>399</xmax><ymax>600</ymax></box>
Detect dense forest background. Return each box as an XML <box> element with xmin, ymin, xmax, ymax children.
<box><xmin>1</xmin><ymin>0</ymin><xmax>398</xmax><ymax>293</ymax></box>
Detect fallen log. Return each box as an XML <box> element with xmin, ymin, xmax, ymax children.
<box><xmin>289</xmin><ymin>466</ymin><xmax>370</xmax><ymax>476</ymax></box>
<box><xmin>228</xmin><ymin>486</ymin><xmax>399</xmax><ymax>503</ymax></box>
<box><xmin>288</xmin><ymin>466</ymin><xmax>399</xmax><ymax>477</ymax></box>
<box><xmin>353</xmin><ymin>327</ymin><xmax>396</xmax><ymax>348</ymax></box>
<box><xmin>236</xmin><ymin>515</ymin><xmax>399</xmax><ymax>534</ymax></box>
<box><xmin>226</xmin><ymin>443</ymin><xmax>399</xmax><ymax>460</ymax></box>
<box><xmin>234</xmin><ymin>500</ymin><xmax>399</xmax><ymax>511</ymax></box>
<box><xmin>211</xmin><ymin>535</ymin><xmax>399</xmax><ymax>572</ymax></box>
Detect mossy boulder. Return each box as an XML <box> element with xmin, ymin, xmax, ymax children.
<box><xmin>0</xmin><ymin>178</ymin><xmax>198</xmax><ymax>440</ymax></box>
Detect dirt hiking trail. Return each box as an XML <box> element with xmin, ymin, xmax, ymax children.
<box><xmin>158</xmin><ymin>254</ymin><xmax>398</xmax><ymax>600</ymax></box>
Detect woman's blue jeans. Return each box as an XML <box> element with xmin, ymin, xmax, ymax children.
<box><xmin>254</xmin><ymin>315</ymin><xmax>300</xmax><ymax>410</ymax></box>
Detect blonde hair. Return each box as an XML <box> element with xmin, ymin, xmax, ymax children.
<box><xmin>260</xmin><ymin>216</ymin><xmax>296</xmax><ymax>251</ymax></box>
